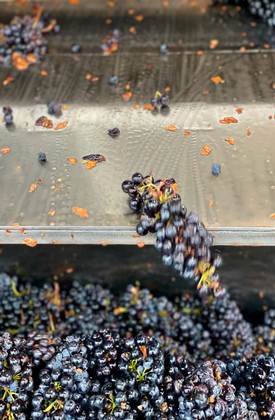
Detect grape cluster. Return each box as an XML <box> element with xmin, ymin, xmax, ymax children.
<box><xmin>122</xmin><ymin>173</ymin><xmax>222</xmax><ymax>294</ymax></box>
<box><xmin>0</xmin><ymin>333</ymin><xmax>33</xmax><ymax>420</ymax></box>
<box><xmin>0</xmin><ymin>330</ymin><xmax>273</xmax><ymax>419</ymax></box>
<box><xmin>214</xmin><ymin>0</ymin><xmax>275</xmax><ymax>25</ymax></box>
<box><xmin>0</xmin><ymin>10</ymin><xmax>58</xmax><ymax>67</ymax></box>
<box><xmin>150</xmin><ymin>93</ymin><xmax>169</xmax><ymax>109</ymax></box>
<box><xmin>1</xmin><ymin>274</ymin><xmax>273</xmax><ymax>363</ymax></box>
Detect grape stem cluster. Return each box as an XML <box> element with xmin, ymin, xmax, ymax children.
<box><xmin>122</xmin><ymin>173</ymin><xmax>222</xmax><ymax>294</ymax></box>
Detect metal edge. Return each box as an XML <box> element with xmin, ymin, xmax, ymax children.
<box><xmin>0</xmin><ymin>226</ymin><xmax>274</xmax><ymax>246</ymax></box>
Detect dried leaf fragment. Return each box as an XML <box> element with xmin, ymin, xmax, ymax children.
<box><xmin>219</xmin><ymin>117</ymin><xmax>238</xmax><ymax>124</ymax></box>
<box><xmin>165</xmin><ymin>124</ymin><xmax>178</xmax><ymax>132</ymax></box>
<box><xmin>139</xmin><ymin>345</ymin><xmax>147</xmax><ymax>359</ymax></box>
<box><xmin>224</xmin><ymin>138</ymin><xmax>235</xmax><ymax>146</ymax></box>
<box><xmin>48</xmin><ymin>210</ymin><xmax>56</xmax><ymax>216</ymax></box>
<box><xmin>3</xmin><ymin>76</ymin><xmax>14</xmax><ymax>86</ymax></box>
<box><xmin>67</xmin><ymin>157</ymin><xmax>78</xmax><ymax>165</ymax></box>
<box><xmin>1</xmin><ymin>147</ymin><xmax>11</xmax><ymax>154</ymax></box>
<box><xmin>183</xmin><ymin>131</ymin><xmax>191</xmax><ymax>136</ymax></box>
<box><xmin>35</xmin><ymin>116</ymin><xmax>53</xmax><ymax>129</ymax></box>
<box><xmin>135</xmin><ymin>14</ymin><xmax>144</xmax><ymax>22</ymax></box>
<box><xmin>54</xmin><ymin>121</ymin><xmax>68</xmax><ymax>131</ymax></box>
<box><xmin>29</xmin><ymin>183</ymin><xmax>37</xmax><ymax>193</ymax></box>
<box><xmin>69</xmin><ymin>0</ymin><xmax>80</xmax><ymax>4</ymax></box>
<box><xmin>137</xmin><ymin>240</ymin><xmax>145</xmax><ymax>248</ymax></box>
<box><xmin>72</xmin><ymin>207</ymin><xmax>89</xmax><ymax>219</ymax></box>
<box><xmin>201</xmin><ymin>145</ymin><xmax>212</xmax><ymax>156</ymax></box>
<box><xmin>209</xmin><ymin>199</ymin><xmax>214</xmax><ymax>208</ymax></box>
<box><xmin>209</xmin><ymin>39</ymin><xmax>219</xmax><ymax>49</ymax></box>
<box><xmin>85</xmin><ymin>160</ymin><xmax>97</xmax><ymax>170</ymax></box>
<box><xmin>246</xmin><ymin>127</ymin><xmax>251</xmax><ymax>137</ymax></box>
<box><xmin>270</xmin><ymin>213</ymin><xmax>275</xmax><ymax>219</ymax></box>
<box><xmin>122</xmin><ymin>91</ymin><xmax>133</xmax><ymax>101</ymax></box>
<box><xmin>235</xmin><ymin>107</ymin><xmax>243</xmax><ymax>114</ymax></box>
<box><xmin>22</xmin><ymin>238</ymin><xmax>37</xmax><ymax>247</ymax></box>
<box><xmin>143</xmin><ymin>104</ymin><xmax>155</xmax><ymax>111</ymax></box>
<box><xmin>211</xmin><ymin>76</ymin><xmax>224</xmax><ymax>84</ymax></box>
<box><xmin>40</xmin><ymin>70</ymin><xmax>48</xmax><ymax>76</ymax></box>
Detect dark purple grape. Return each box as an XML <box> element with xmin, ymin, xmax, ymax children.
<box><xmin>132</xmin><ymin>173</ymin><xmax>143</xmax><ymax>185</ymax></box>
<box><xmin>122</xmin><ymin>180</ymin><xmax>133</xmax><ymax>193</ymax></box>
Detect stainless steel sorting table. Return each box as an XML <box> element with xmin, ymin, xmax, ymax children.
<box><xmin>0</xmin><ymin>0</ymin><xmax>274</xmax><ymax>245</ymax></box>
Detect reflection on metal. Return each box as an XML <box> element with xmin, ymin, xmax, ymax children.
<box><xmin>0</xmin><ymin>0</ymin><xmax>274</xmax><ymax>245</ymax></box>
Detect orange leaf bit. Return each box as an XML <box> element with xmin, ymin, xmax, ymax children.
<box><xmin>135</xmin><ymin>14</ymin><xmax>144</xmax><ymax>22</ymax></box>
<box><xmin>29</xmin><ymin>184</ymin><xmax>37</xmax><ymax>193</ymax></box>
<box><xmin>133</xmin><ymin>104</ymin><xmax>140</xmax><ymax>110</ymax></box>
<box><xmin>54</xmin><ymin>121</ymin><xmax>68</xmax><ymax>131</ymax></box>
<box><xmin>1</xmin><ymin>147</ymin><xmax>11</xmax><ymax>154</ymax></box>
<box><xmin>72</xmin><ymin>207</ymin><xmax>89</xmax><ymax>219</ymax></box>
<box><xmin>246</xmin><ymin>127</ymin><xmax>252</xmax><ymax>137</ymax></box>
<box><xmin>6</xmin><ymin>229</ymin><xmax>12</xmax><ymax>234</ymax></box>
<box><xmin>139</xmin><ymin>346</ymin><xmax>147</xmax><ymax>359</ymax></box>
<box><xmin>219</xmin><ymin>117</ymin><xmax>238</xmax><ymax>124</ymax></box>
<box><xmin>211</xmin><ymin>76</ymin><xmax>224</xmax><ymax>84</ymax></box>
<box><xmin>67</xmin><ymin>157</ymin><xmax>78</xmax><ymax>165</ymax></box>
<box><xmin>3</xmin><ymin>76</ymin><xmax>14</xmax><ymax>86</ymax></box>
<box><xmin>48</xmin><ymin>210</ymin><xmax>56</xmax><ymax>216</ymax></box>
<box><xmin>40</xmin><ymin>70</ymin><xmax>48</xmax><ymax>76</ymax></box>
<box><xmin>122</xmin><ymin>91</ymin><xmax>133</xmax><ymax>101</ymax></box>
<box><xmin>69</xmin><ymin>0</ymin><xmax>80</xmax><ymax>4</ymax></box>
<box><xmin>235</xmin><ymin>107</ymin><xmax>243</xmax><ymax>114</ymax></box>
<box><xmin>270</xmin><ymin>213</ymin><xmax>275</xmax><ymax>219</ymax></box>
<box><xmin>165</xmin><ymin>124</ymin><xmax>178</xmax><ymax>132</ymax></box>
<box><xmin>137</xmin><ymin>240</ymin><xmax>145</xmax><ymax>248</ymax></box>
<box><xmin>224</xmin><ymin>138</ymin><xmax>235</xmax><ymax>146</ymax></box>
<box><xmin>209</xmin><ymin>199</ymin><xmax>214</xmax><ymax>208</ymax></box>
<box><xmin>201</xmin><ymin>145</ymin><xmax>212</xmax><ymax>156</ymax></box>
<box><xmin>143</xmin><ymin>104</ymin><xmax>155</xmax><ymax>111</ymax></box>
<box><xmin>85</xmin><ymin>160</ymin><xmax>97</xmax><ymax>170</ymax></box>
<box><xmin>22</xmin><ymin>238</ymin><xmax>37</xmax><ymax>247</ymax></box>
<box><xmin>183</xmin><ymin>131</ymin><xmax>191</xmax><ymax>136</ymax></box>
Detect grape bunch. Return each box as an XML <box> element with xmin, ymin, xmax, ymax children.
<box><xmin>213</xmin><ymin>0</ymin><xmax>275</xmax><ymax>26</ymax></box>
<box><xmin>122</xmin><ymin>173</ymin><xmax>222</xmax><ymax>294</ymax></box>
<box><xmin>0</xmin><ymin>9</ymin><xmax>58</xmax><ymax>68</ymax></box>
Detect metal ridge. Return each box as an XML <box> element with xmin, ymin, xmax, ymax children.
<box><xmin>0</xmin><ymin>226</ymin><xmax>274</xmax><ymax>246</ymax></box>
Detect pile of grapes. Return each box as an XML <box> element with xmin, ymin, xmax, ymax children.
<box><xmin>0</xmin><ymin>8</ymin><xmax>58</xmax><ymax>68</ymax></box>
<box><xmin>0</xmin><ymin>273</ymin><xmax>274</xmax><ymax>419</ymax></box>
<box><xmin>214</xmin><ymin>0</ymin><xmax>275</xmax><ymax>26</ymax></box>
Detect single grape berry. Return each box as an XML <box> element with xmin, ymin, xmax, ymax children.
<box><xmin>38</xmin><ymin>152</ymin><xmax>47</xmax><ymax>162</ymax></box>
<box><xmin>108</xmin><ymin>128</ymin><xmax>120</xmax><ymax>138</ymax></box>
<box><xmin>71</xmin><ymin>44</ymin><xmax>81</xmax><ymax>54</ymax></box>
<box><xmin>212</xmin><ymin>163</ymin><xmax>221</xmax><ymax>176</ymax></box>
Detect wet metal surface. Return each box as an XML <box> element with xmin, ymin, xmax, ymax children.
<box><xmin>0</xmin><ymin>0</ymin><xmax>274</xmax><ymax>245</ymax></box>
